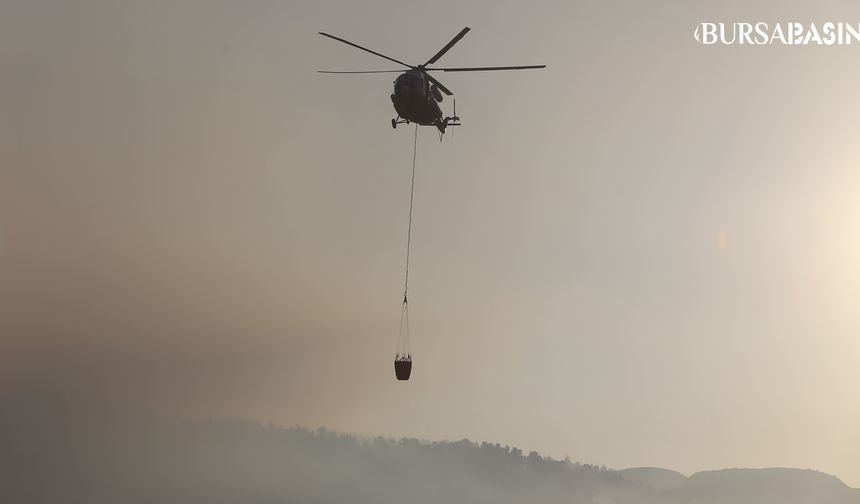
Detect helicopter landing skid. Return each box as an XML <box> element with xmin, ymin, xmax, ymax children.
<box><xmin>390</xmin><ymin>116</ymin><xmax>461</xmax><ymax>132</ymax></box>
<box><xmin>392</xmin><ymin>117</ymin><xmax>411</xmax><ymax>129</ymax></box>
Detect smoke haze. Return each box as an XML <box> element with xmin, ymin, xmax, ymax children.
<box><xmin>2</xmin><ymin>0</ymin><xmax>859</xmax><ymax>494</ymax></box>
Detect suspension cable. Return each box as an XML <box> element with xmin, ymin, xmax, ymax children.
<box><xmin>403</xmin><ymin>123</ymin><xmax>418</xmax><ymax>303</ymax></box>
<box><xmin>396</xmin><ymin>124</ymin><xmax>418</xmax><ymax>359</ymax></box>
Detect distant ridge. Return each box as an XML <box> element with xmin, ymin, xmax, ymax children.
<box><xmin>676</xmin><ymin>467</ymin><xmax>857</xmax><ymax>504</ymax></box>
<box><xmin>1</xmin><ymin>392</ymin><xmax>857</xmax><ymax>504</ymax></box>
<box><xmin>618</xmin><ymin>467</ymin><xmax>687</xmax><ymax>491</ymax></box>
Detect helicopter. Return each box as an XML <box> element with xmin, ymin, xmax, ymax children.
<box><xmin>318</xmin><ymin>27</ymin><xmax>546</xmax><ymax>135</ymax></box>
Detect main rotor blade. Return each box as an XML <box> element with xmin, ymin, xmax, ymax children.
<box><xmin>318</xmin><ymin>32</ymin><xmax>413</xmax><ymax>69</ymax></box>
<box><xmin>318</xmin><ymin>70</ymin><xmax>404</xmax><ymax>74</ymax></box>
<box><xmin>424</xmin><ymin>27</ymin><xmax>470</xmax><ymax>66</ymax></box>
<box><xmin>430</xmin><ymin>65</ymin><xmax>547</xmax><ymax>72</ymax></box>
<box><xmin>423</xmin><ymin>73</ymin><xmax>453</xmax><ymax>96</ymax></box>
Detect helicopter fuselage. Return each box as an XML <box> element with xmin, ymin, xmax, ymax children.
<box><xmin>390</xmin><ymin>70</ymin><xmax>443</xmax><ymax>125</ymax></box>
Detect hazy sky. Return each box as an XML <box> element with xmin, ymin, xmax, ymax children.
<box><xmin>2</xmin><ymin>0</ymin><xmax>859</xmax><ymax>486</ymax></box>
